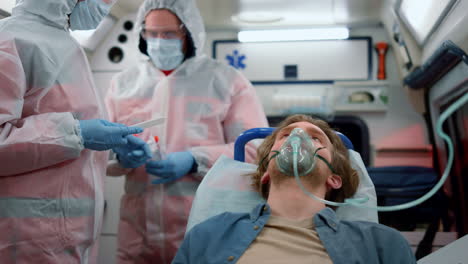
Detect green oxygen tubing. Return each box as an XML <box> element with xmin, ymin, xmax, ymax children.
<box><xmin>290</xmin><ymin>92</ymin><xmax>468</xmax><ymax>212</ymax></box>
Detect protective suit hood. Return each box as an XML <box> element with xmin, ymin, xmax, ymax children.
<box><xmin>135</xmin><ymin>0</ymin><xmax>206</xmax><ymax>56</ymax></box>
<box><xmin>12</xmin><ymin>0</ymin><xmax>77</xmax><ymax>29</ymax></box>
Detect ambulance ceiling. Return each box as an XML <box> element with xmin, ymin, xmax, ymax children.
<box><xmin>112</xmin><ymin>0</ymin><xmax>385</xmax><ymax>29</ymax></box>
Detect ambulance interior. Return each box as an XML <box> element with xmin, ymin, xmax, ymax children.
<box><xmin>1</xmin><ymin>0</ymin><xmax>467</xmax><ymax>263</ymax></box>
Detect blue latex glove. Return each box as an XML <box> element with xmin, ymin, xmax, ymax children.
<box><xmin>113</xmin><ymin>135</ymin><xmax>152</xmax><ymax>168</ymax></box>
<box><xmin>78</xmin><ymin>119</ymin><xmax>143</xmax><ymax>151</ymax></box>
<box><xmin>146</xmin><ymin>151</ymin><xmax>196</xmax><ymax>184</ymax></box>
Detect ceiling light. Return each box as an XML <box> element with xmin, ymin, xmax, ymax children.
<box><xmin>238</xmin><ymin>27</ymin><xmax>349</xmax><ymax>42</ymax></box>
<box><xmin>232</xmin><ymin>12</ymin><xmax>284</xmax><ymax>24</ymax></box>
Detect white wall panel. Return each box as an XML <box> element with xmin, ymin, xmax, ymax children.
<box><xmin>91</xmin><ymin>13</ymin><xmax>145</xmax><ymax>72</ymax></box>
<box><xmin>214</xmin><ymin>39</ymin><xmax>371</xmax><ymax>82</ymax></box>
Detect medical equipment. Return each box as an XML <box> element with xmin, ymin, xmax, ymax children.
<box><xmin>145</xmin><ymin>136</ymin><xmax>167</xmax><ymax>183</ymax></box>
<box><xmin>131</xmin><ymin>117</ymin><xmax>167</xmax><ymax>129</ymax></box>
<box><xmin>186</xmin><ymin>128</ymin><xmax>378</xmax><ymax>232</ymax></box>
<box><xmin>291</xmin><ymin>92</ymin><xmax>468</xmax><ymax>211</ymax></box>
<box><xmin>148</xmin><ymin>136</ymin><xmax>164</xmax><ymax>161</ymax></box>
<box><xmin>147</xmin><ymin>38</ymin><xmax>185</xmax><ymax>70</ymax></box>
<box><xmin>274</xmin><ymin>128</ymin><xmax>323</xmax><ymax>176</ymax></box>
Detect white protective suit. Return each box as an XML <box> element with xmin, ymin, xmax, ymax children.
<box><xmin>0</xmin><ymin>0</ymin><xmax>115</xmax><ymax>263</ymax></box>
<box><xmin>104</xmin><ymin>0</ymin><xmax>269</xmax><ymax>263</ymax></box>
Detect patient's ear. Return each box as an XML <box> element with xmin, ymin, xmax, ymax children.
<box><xmin>326</xmin><ymin>174</ymin><xmax>342</xmax><ymax>189</ymax></box>
<box><xmin>261</xmin><ymin>172</ymin><xmax>270</xmax><ymax>184</ymax></box>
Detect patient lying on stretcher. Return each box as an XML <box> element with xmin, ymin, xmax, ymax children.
<box><xmin>173</xmin><ymin>114</ymin><xmax>416</xmax><ymax>264</ymax></box>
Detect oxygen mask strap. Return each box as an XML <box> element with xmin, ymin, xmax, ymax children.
<box><xmin>313</xmin><ymin>147</ymin><xmax>336</xmax><ymax>174</ymax></box>
<box><xmin>259</xmin><ymin>150</ymin><xmax>280</xmax><ymax>168</ymax></box>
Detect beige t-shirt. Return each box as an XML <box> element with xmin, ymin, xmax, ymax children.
<box><xmin>237</xmin><ymin>215</ymin><xmax>333</xmax><ymax>264</ymax></box>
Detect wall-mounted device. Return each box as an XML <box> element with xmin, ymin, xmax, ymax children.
<box><xmin>375</xmin><ymin>42</ymin><xmax>389</xmax><ymax>80</ymax></box>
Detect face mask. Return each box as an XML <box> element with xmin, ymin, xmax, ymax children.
<box><xmin>70</xmin><ymin>0</ymin><xmax>112</xmax><ymax>30</ymax></box>
<box><xmin>147</xmin><ymin>38</ymin><xmax>184</xmax><ymax>71</ymax></box>
<box><xmin>272</xmin><ymin>128</ymin><xmax>335</xmax><ymax>176</ymax></box>
<box><xmin>263</xmin><ymin>128</ymin><xmax>335</xmax><ymax>177</ymax></box>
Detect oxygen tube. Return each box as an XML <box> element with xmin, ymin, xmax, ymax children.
<box><xmin>275</xmin><ymin>91</ymin><xmax>468</xmax><ymax>211</ymax></box>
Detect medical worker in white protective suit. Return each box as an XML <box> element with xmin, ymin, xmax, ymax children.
<box><xmin>104</xmin><ymin>0</ymin><xmax>269</xmax><ymax>262</ymax></box>
<box><xmin>0</xmin><ymin>0</ymin><xmax>150</xmax><ymax>263</ymax></box>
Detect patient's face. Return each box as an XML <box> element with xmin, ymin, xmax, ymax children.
<box><xmin>268</xmin><ymin>121</ymin><xmax>335</xmax><ymax>185</ymax></box>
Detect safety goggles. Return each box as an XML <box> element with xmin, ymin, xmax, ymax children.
<box><xmin>141</xmin><ymin>24</ymin><xmax>186</xmax><ymax>40</ymax></box>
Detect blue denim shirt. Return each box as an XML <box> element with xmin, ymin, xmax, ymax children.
<box><xmin>173</xmin><ymin>203</ymin><xmax>416</xmax><ymax>264</ymax></box>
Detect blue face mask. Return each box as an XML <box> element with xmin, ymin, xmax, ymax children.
<box><xmin>147</xmin><ymin>38</ymin><xmax>184</xmax><ymax>71</ymax></box>
<box><xmin>70</xmin><ymin>0</ymin><xmax>112</xmax><ymax>30</ymax></box>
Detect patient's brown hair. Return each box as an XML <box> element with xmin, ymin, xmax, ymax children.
<box><xmin>250</xmin><ymin>114</ymin><xmax>359</xmax><ymax>206</ymax></box>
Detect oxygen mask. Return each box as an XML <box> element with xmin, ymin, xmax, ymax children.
<box><xmin>275</xmin><ymin>128</ymin><xmax>318</xmax><ymax>176</ymax></box>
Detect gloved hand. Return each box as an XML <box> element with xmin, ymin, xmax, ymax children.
<box><xmin>78</xmin><ymin>119</ymin><xmax>143</xmax><ymax>151</ymax></box>
<box><xmin>113</xmin><ymin>135</ymin><xmax>152</xmax><ymax>168</ymax></box>
<box><xmin>146</xmin><ymin>151</ymin><xmax>196</xmax><ymax>184</ymax></box>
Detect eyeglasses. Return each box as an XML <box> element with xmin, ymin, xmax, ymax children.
<box><xmin>141</xmin><ymin>24</ymin><xmax>186</xmax><ymax>40</ymax></box>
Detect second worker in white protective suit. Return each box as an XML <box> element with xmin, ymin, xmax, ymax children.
<box><xmin>104</xmin><ymin>0</ymin><xmax>269</xmax><ymax>263</ymax></box>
